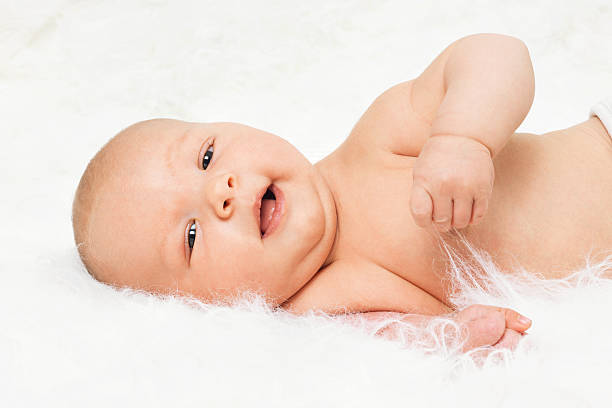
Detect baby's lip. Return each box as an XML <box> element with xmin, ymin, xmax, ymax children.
<box><xmin>254</xmin><ymin>184</ymin><xmax>268</xmax><ymax>238</ymax></box>
<box><xmin>262</xmin><ymin>184</ymin><xmax>284</xmax><ymax>239</ymax></box>
<box><xmin>254</xmin><ymin>183</ymin><xmax>285</xmax><ymax>239</ymax></box>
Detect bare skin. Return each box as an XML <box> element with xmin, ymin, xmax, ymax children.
<box><xmin>283</xmin><ymin>34</ymin><xmax>612</xmax><ymax>316</ymax></box>
<box><xmin>285</xmin><ymin>116</ymin><xmax>612</xmax><ymax>315</ymax></box>
<box><xmin>75</xmin><ymin>34</ymin><xmax>612</xmax><ymax>351</ymax></box>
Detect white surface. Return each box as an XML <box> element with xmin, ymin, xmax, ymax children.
<box><xmin>1</xmin><ymin>0</ymin><xmax>611</xmax><ymax>406</ymax></box>
<box><xmin>590</xmin><ymin>96</ymin><xmax>612</xmax><ymax>137</ymax></box>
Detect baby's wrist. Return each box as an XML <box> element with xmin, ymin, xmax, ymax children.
<box><xmin>428</xmin><ymin>134</ymin><xmax>493</xmax><ymax>158</ymax></box>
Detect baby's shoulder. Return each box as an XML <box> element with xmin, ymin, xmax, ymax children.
<box><xmin>282</xmin><ymin>258</ymin><xmax>451</xmax><ymax>315</ymax></box>
<box><xmin>338</xmin><ymin>79</ymin><xmax>435</xmax><ymax>160</ymax></box>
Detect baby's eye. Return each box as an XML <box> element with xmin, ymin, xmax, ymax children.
<box><xmin>188</xmin><ymin>222</ymin><xmax>197</xmax><ymax>252</ymax></box>
<box><xmin>198</xmin><ymin>137</ymin><xmax>215</xmax><ymax>171</ymax></box>
<box><xmin>202</xmin><ymin>145</ymin><xmax>213</xmax><ymax>170</ymax></box>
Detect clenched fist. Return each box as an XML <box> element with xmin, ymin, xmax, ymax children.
<box><xmin>410</xmin><ymin>135</ymin><xmax>495</xmax><ymax>232</ymax></box>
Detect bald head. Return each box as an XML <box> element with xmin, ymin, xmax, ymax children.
<box><xmin>71</xmin><ymin>118</ymin><xmax>333</xmax><ymax>304</ymax></box>
<box><xmin>72</xmin><ymin>118</ymin><xmax>189</xmax><ymax>283</ymax></box>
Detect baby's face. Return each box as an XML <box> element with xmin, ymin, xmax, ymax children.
<box><xmin>87</xmin><ymin>119</ymin><xmax>337</xmax><ymax>305</ymax></box>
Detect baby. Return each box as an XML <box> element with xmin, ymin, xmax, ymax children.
<box><xmin>72</xmin><ymin>34</ymin><xmax>612</xmax><ymax>352</ymax></box>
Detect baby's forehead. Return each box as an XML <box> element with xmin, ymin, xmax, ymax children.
<box><xmin>114</xmin><ymin>118</ymin><xmax>191</xmax><ymax>152</ymax></box>
<box><xmin>87</xmin><ymin>123</ymin><xmax>187</xmax><ymax>282</ymax></box>
<box><xmin>101</xmin><ymin>119</ymin><xmax>198</xmax><ymax>179</ymax></box>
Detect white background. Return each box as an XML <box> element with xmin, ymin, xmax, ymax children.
<box><xmin>1</xmin><ymin>0</ymin><xmax>611</xmax><ymax>406</ymax></box>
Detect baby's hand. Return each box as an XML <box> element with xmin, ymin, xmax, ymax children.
<box><xmin>453</xmin><ymin>304</ymin><xmax>532</xmax><ymax>352</ymax></box>
<box><xmin>410</xmin><ymin>135</ymin><xmax>495</xmax><ymax>232</ymax></box>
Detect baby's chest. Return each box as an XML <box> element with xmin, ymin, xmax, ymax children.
<box><xmin>332</xmin><ymin>153</ymin><xmax>451</xmax><ymax>300</ymax></box>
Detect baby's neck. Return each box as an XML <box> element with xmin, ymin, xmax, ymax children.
<box><xmin>313</xmin><ymin>154</ymin><xmax>342</xmax><ymax>270</ymax></box>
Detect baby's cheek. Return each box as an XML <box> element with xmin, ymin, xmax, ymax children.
<box><xmin>294</xmin><ymin>193</ymin><xmax>326</xmax><ymax>242</ymax></box>
<box><xmin>222</xmin><ymin>249</ymin><xmax>270</xmax><ymax>291</ymax></box>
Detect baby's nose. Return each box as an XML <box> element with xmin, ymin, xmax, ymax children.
<box><xmin>206</xmin><ymin>173</ymin><xmax>237</xmax><ymax>219</ymax></box>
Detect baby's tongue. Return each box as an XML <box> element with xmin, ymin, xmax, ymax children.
<box><xmin>260</xmin><ymin>199</ymin><xmax>276</xmax><ymax>234</ymax></box>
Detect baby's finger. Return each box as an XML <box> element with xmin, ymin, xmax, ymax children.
<box><xmin>451</xmin><ymin>196</ymin><xmax>474</xmax><ymax>229</ymax></box>
<box><xmin>461</xmin><ymin>316</ymin><xmax>505</xmax><ymax>352</ymax></box>
<box><xmin>470</xmin><ymin>194</ymin><xmax>489</xmax><ymax>225</ymax></box>
<box><xmin>492</xmin><ymin>328</ymin><xmax>522</xmax><ymax>351</ymax></box>
<box><xmin>502</xmin><ymin>308</ymin><xmax>532</xmax><ymax>333</ymax></box>
<box><xmin>432</xmin><ymin>192</ymin><xmax>453</xmax><ymax>232</ymax></box>
<box><xmin>410</xmin><ymin>184</ymin><xmax>433</xmax><ymax>229</ymax></box>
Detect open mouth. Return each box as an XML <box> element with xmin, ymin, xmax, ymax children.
<box><xmin>257</xmin><ymin>184</ymin><xmax>284</xmax><ymax>239</ymax></box>
<box><xmin>259</xmin><ymin>186</ymin><xmax>276</xmax><ymax>236</ymax></box>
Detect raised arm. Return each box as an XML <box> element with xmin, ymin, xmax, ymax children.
<box><xmin>344</xmin><ymin>33</ymin><xmax>535</xmax><ymax>161</ymax></box>
<box><xmin>409</xmin><ymin>34</ymin><xmax>536</xmax><ymax>232</ymax></box>
<box><xmin>412</xmin><ymin>33</ymin><xmax>535</xmax><ymax>158</ymax></box>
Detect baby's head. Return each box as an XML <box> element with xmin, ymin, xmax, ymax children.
<box><xmin>72</xmin><ymin>119</ymin><xmax>337</xmax><ymax>305</ymax></box>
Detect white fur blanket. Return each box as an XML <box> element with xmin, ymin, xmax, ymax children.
<box><xmin>2</xmin><ymin>1</ymin><xmax>611</xmax><ymax>406</ymax></box>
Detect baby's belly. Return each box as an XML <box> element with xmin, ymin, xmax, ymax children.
<box><xmin>461</xmin><ymin>118</ymin><xmax>612</xmax><ymax>280</ymax></box>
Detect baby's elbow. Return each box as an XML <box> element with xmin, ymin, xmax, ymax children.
<box><xmin>460</xmin><ymin>33</ymin><xmax>534</xmax><ymax>91</ymax></box>
<box><xmin>491</xmin><ymin>34</ymin><xmax>532</xmax><ymax>66</ymax></box>
<box><xmin>459</xmin><ymin>33</ymin><xmax>527</xmax><ymax>49</ymax></box>
<box><xmin>455</xmin><ymin>33</ymin><xmax>530</xmax><ymax>63</ymax></box>
<box><xmin>452</xmin><ymin>33</ymin><xmax>533</xmax><ymax>70</ymax></box>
